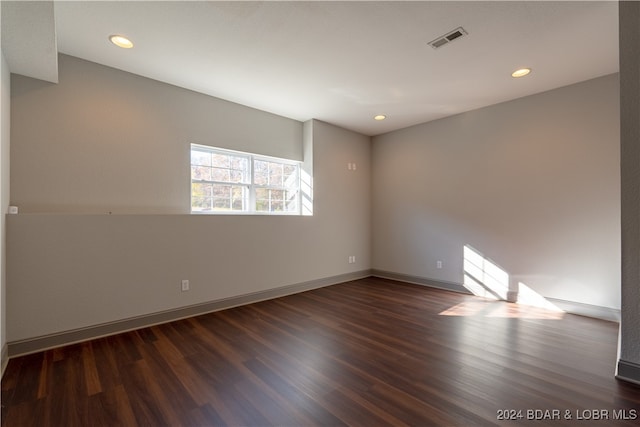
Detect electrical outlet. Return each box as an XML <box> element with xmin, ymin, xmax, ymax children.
<box><xmin>436</xmin><ymin>260</ymin><xmax>443</xmax><ymax>269</ymax></box>
<box><xmin>181</xmin><ymin>279</ymin><xmax>190</xmax><ymax>292</ymax></box>
<box><xmin>348</xmin><ymin>255</ymin><xmax>356</xmax><ymax>264</ymax></box>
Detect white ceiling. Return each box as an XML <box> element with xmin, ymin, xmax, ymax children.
<box><xmin>7</xmin><ymin>1</ymin><xmax>620</xmax><ymax>136</ymax></box>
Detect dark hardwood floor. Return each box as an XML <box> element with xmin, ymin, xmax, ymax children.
<box><xmin>2</xmin><ymin>277</ymin><xmax>639</xmax><ymax>426</ymax></box>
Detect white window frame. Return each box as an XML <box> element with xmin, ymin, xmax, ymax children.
<box><xmin>190</xmin><ymin>144</ymin><xmax>301</xmax><ymax>215</ymax></box>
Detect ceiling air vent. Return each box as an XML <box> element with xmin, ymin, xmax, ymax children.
<box><xmin>428</xmin><ymin>27</ymin><xmax>468</xmax><ymax>49</ymax></box>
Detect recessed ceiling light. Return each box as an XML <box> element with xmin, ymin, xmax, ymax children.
<box><xmin>374</xmin><ymin>115</ymin><xmax>387</xmax><ymax>121</ymax></box>
<box><xmin>109</xmin><ymin>35</ymin><xmax>134</xmax><ymax>49</ymax></box>
<box><xmin>511</xmin><ymin>68</ymin><xmax>531</xmax><ymax>78</ymax></box>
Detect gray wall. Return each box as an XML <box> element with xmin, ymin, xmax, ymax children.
<box><xmin>7</xmin><ymin>55</ymin><xmax>371</xmax><ymax>342</ymax></box>
<box><xmin>372</xmin><ymin>74</ymin><xmax>620</xmax><ymax>310</ymax></box>
<box><xmin>618</xmin><ymin>0</ymin><xmax>640</xmax><ymax>382</ymax></box>
<box><xmin>6</xmin><ymin>52</ymin><xmax>625</xmax><ymax>350</ymax></box>
<box><xmin>1</xmin><ymin>46</ymin><xmax>10</xmax><ymax>369</ymax></box>
<box><xmin>11</xmin><ymin>54</ymin><xmax>303</xmax><ymax>214</ymax></box>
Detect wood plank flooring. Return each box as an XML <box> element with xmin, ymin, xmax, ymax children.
<box><xmin>2</xmin><ymin>277</ymin><xmax>639</xmax><ymax>426</ymax></box>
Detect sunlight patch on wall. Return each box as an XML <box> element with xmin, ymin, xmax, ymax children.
<box><xmin>441</xmin><ymin>245</ymin><xmax>565</xmax><ymax>319</ymax></box>
<box><xmin>300</xmin><ymin>169</ymin><xmax>313</xmax><ymax>216</ymax></box>
<box><xmin>517</xmin><ymin>281</ymin><xmax>563</xmax><ymax>312</ymax></box>
<box><xmin>463</xmin><ymin>245</ymin><xmax>509</xmax><ymax>300</ymax></box>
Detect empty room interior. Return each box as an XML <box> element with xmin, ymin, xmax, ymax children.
<box><xmin>1</xmin><ymin>1</ymin><xmax>639</xmax><ymax>426</ymax></box>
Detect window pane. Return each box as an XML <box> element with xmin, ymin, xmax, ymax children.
<box><xmin>191</xmin><ymin>145</ymin><xmax>300</xmax><ymax>214</ymax></box>
<box><xmin>191</xmin><ymin>150</ymin><xmax>211</xmax><ymax>166</ymax></box>
<box><xmin>255</xmin><ymin>187</ymin><xmax>268</xmax><ymax>211</ymax></box>
<box><xmin>229</xmin><ymin>170</ymin><xmax>244</xmax><ymax>183</ymax></box>
<box><xmin>200</xmin><ymin>154</ymin><xmax>249</xmax><ymax>184</ymax></box>
<box><xmin>271</xmin><ymin>200</ymin><xmax>284</xmax><ymax>211</ymax></box>
<box><xmin>231</xmin><ymin>186</ymin><xmax>245</xmax><ymax>209</ymax></box>
<box><xmin>191</xmin><ymin>165</ymin><xmax>211</xmax><ymax>181</ymax></box>
<box><xmin>212</xmin><ymin>184</ymin><xmax>230</xmax><ymax>210</ymax></box>
<box><xmin>253</xmin><ymin>159</ymin><xmax>296</xmax><ymax>187</ymax></box>
<box><xmin>255</xmin><ymin>188</ymin><xmax>271</xmax><ymax>212</ymax></box>
<box><xmin>283</xmin><ymin>165</ymin><xmax>298</xmax><ymax>188</ymax></box>
<box><xmin>271</xmin><ymin>189</ymin><xmax>285</xmax><ymax>201</ymax></box>
<box><xmin>211</xmin><ymin>167</ymin><xmax>230</xmax><ymax>182</ymax></box>
<box><xmin>212</xmin><ymin>184</ymin><xmax>246</xmax><ymax>211</ymax></box>
<box><xmin>192</xmin><ymin>182</ymin><xmax>212</xmax><ymax>197</ymax></box>
<box><xmin>256</xmin><ymin>188</ymin><xmax>295</xmax><ymax>212</ymax></box>
<box><xmin>213</xmin><ymin>197</ymin><xmax>230</xmax><ymax>210</ymax></box>
<box><xmin>192</xmin><ymin>182</ymin><xmax>213</xmax><ymax>211</ymax></box>
<box><xmin>254</xmin><ymin>160</ymin><xmax>269</xmax><ymax>185</ymax></box>
<box><xmin>211</xmin><ymin>153</ymin><xmax>230</xmax><ymax>168</ymax></box>
<box><xmin>191</xmin><ymin>197</ymin><xmax>212</xmax><ymax>211</ymax></box>
<box><xmin>231</xmin><ymin>156</ymin><xmax>248</xmax><ymax>170</ymax></box>
<box><xmin>269</xmin><ymin>163</ymin><xmax>284</xmax><ymax>186</ymax></box>
<box><xmin>285</xmin><ymin>190</ymin><xmax>299</xmax><ymax>212</ymax></box>
<box><xmin>231</xmin><ymin>200</ymin><xmax>243</xmax><ymax>210</ymax></box>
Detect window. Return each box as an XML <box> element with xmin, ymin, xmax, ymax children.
<box><xmin>191</xmin><ymin>144</ymin><xmax>301</xmax><ymax>214</ymax></box>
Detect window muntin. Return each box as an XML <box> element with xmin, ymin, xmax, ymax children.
<box><xmin>191</xmin><ymin>144</ymin><xmax>300</xmax><ymax>214</ymax></box>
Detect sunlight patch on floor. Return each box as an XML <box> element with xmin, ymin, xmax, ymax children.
<box><xmin>439</xmin><ymin>299</ymin><xmax>565</xmax><ymax>319</ymax></box>
<box><xmin>441</xmin><ymin>245</ymin><xmax>565</xmax><ymax>319</ymax></box>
